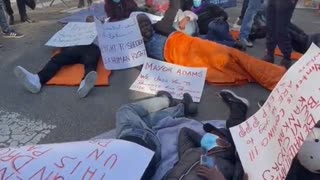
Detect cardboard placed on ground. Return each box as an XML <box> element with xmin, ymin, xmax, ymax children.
<box><xmin>46</xmin><ymin>22</ymin><xmax>97</xmax><ymax>47</ymax></box>
<box><xmin>0</xmin><ymin>139</ymin><xmax>154</xmax><ymax>180</ymax></box>
<box><xmin>230</xmin><ymin>44</ymin><xmax>320</xmax><ymax>180</ymax></box>
<box><xmin>96</xmin><ymin>17</ymin><xmax>147</xmax><ymax>70</ymax></box>
<box><xmin>130</xmin><ymin>58</ymin><xmax>207</xmax><ymax>102</ymax></box>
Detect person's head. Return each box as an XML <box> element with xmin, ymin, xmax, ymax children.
<box><xmin>136</xmin><ymin>14</ymin><xmax>154</xmax><ymax>42</ymax></box>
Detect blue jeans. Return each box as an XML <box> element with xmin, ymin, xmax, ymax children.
<box><xmin>239</xmin><ymin>0</ymin><xmax>262</xmax><ymax>40</ymax></box>
<box><xmin>145</xmin><ymin>32</ymin><xmax>167</xmax><ymax>61</ymax></box>
<box><xmin>116</xmin><ymin>100</ymin><xmax>185</xmax><ymax>166</ymax></box>
<box><xmin>0</xmin><ymin>0</ymin><xmax>11</xmax><ymax>33</ymax></box>
<box><xmin>205</xmin><ymin>20</ymin><xmax>235</xmax><ymax>48</ymax></box>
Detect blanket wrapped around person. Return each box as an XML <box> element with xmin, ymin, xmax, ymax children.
<box><xmin>164</xmin><ymin>31</ymin><xmax>286</xmax><ymax>90</ymax></box>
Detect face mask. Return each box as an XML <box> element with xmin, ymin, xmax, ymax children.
<box><xmin>112</xmin><ymin>0</ymin><xmax>120</xmax><ymax>3</ymax></box>
<box><xmin>193</xmin><ymin>0</ymin><xmax>202</xmax><ymax>8</ymax></box>
<box><xmin>201</xmin><ymin>133</ymin><xmax>219</xmax><ymax>152</ymax></box>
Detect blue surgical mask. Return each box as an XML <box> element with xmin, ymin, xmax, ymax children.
<box><xmin>193</xmin><ymin>0</ymin><xmax>202</xmax><ymax>8</ymax></box>
<box><xmin>112</xmin><ymin>0</ymin><xmax>120</xmax><ymax>3</ymax></box>
<box><xmin>201</xmin><ymin>133</ymin><xmax>219</xmax><ymax>152</ymax></box>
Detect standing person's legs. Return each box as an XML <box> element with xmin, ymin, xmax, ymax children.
<box><xmin>239</xmin><ymin>0</ymin><xmax>249</xmax><ymax>21</ymax></box>
<box><xmin>14</xmin><ymin>46</ymin><xmax>83</xmax><ymax>93</ymax></box>
<box><xmin>77</xmin><ymin>44</ymin><xmax>101</xmax><ymax>98</ymax></box>
<box><xmin>239</xmin><ymin>0</ymin><xmax>262</xmax><ymax>47</ymax></box>
<box><xmin>264</xmin><ymin>0</ymin><xmax>277</xmax><ymax>63</ymax></box>
<box><xmin>275</xmin><ymin>0</ymin><xmax>297</xmax><ymax>69</ymax></box>
<box><xmin>17</xmin><ymin>0</ymin><xmax>34</xmax><ymax>23</ymax></box>
<box><xmin>0</xmin><ymin>0</ymin><xmax>11</xmax><ymax>33</ymax></box>
<box><xmin>3</xmin><ymin>0</ymin><xmax>14</xmax><ymax>24</ymax></box>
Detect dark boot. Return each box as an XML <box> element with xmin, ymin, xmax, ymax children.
<box><xmin>182</xmin><ymin>93</ymin><xmax>198</xmax><ymax>116</ymax></box>
<box><xmin>280</xmin><ymin>58</ymin><xmax>292</xmax><ymax>70</ymax></box>
<box><xmin>234</xmin><ymin>41</ymin><xmax>246</xmax><ymax>51</ymax></box>
<box><xmin>21</xmin><ymin>16</ymin><xmax>35</xmax><ymax>23</ymax></box>
<box><xmin>262</xmin><ymin>54</ymin><xmax>275</xmax><ymax>64</ymax></box>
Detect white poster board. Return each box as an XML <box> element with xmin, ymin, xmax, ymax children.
<box><xmin>0</xmin><ymin>139</ymin><xmax>154</xmax><ymax>180</ymax></box>
<box><xmin>130</xmin><ymin>58</ymin><xmax>207</xmax><ymax>102</ymax></box>
<box><xmin>96</xmin><ymin>17</ymin><xmax>147</xmax><ymax>70</ymax></box>
<box><xmin>46</xmin><ymin>22</ymin><xmax>97</xmax><ymax>47</ymax></box>
<box><xmin>230</xmin><ymin>44</ymin><xmax>320</xmax><ymax>180</ymax></box>
<box><xmin>129</xmin><ymin>12</ymin><xmax>163</xmax><ymax>24</ymax></box>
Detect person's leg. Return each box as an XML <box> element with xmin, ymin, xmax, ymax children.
<box><xmin>219</xmin><ymin>90</ymin><xmax>249</xmax><ymax>128</ymax></box>
<box><xmin>275</xmin><ymin>0</ymin><xmax>297</xmax><ymax>69</ymax></box>
<box><xmin>14</xmin><ymin>47</ymin><xmax>82</xmax><ymax>93</ymax></box>
<box><xmin>0</xmin><ymin>0</ymin><xmax>11</xmax><ymax>33</ymax></box>
<box><xmin>148</xmin><ymin>103</ymin><xmax>185</xmax><ymax>126</ymax></box>
<box><xmin>239</xmin><ymin>0</ymin><xmax>262</xmax><ymax>47</ymax></box>
<box><xmin>3</xmin><ymin>0</ymin><xmax>13</xmax><ymax>15</ymax></box>
<box><xmin>77</xmin><ymin>44</ymin><xmax>101</xmax><ymax>98</ymax></box>
<box><xmin>264</xmin><ymin>0</ymin><xmax>276</xmax><ymax>63</ymax></box>
<box><xmin>37</xmin><ymin>47</ymin><xmax>83</xmax><ymax>84</ymax></box>
<box><xmin>16</xmin><ymin>0</ymin><xmax>26</xmax><ymax>20</ymax></box>
<box><xmin>239</xmin><ymin>0</ymin><xmax>249</xmax><ymax>21</ymax></box>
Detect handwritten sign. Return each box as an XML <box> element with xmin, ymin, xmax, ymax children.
<box><xmin>0</xmin><ymin>139</ymin><xmax>154</xmax><ymax>180</ymax></box>
<box><xmin>130</xmin><ymin>58</ymin><xmax>207</xmax><ymax>102</ymax></box>
<box><xmin>46</xmin><ymin>22</ymin><xmax>97</xmax><ymax>47</ymax></box>
<box><xmin>96</xmin><ymin>17</ymin><xmax>147</xmax><ymax>70</ymax></box>
<box><xmin>230</xmin><ymin>44</ymin><xmax>320</xmax><ymax>180</ymax></box>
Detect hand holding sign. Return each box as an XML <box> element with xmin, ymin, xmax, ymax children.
<box><xmin>230</xmin><ymin>44</ymin><xmax>320</xmax><ymax>180</ymax></box>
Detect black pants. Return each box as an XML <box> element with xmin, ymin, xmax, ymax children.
<box><xmin>38</xmin><ymin>44</ymin><xmax>101</xmax><ymax>85</ymax></box>
<box><xmin>239</xmin><ymin>0</ymin><xmax>249</xmax><ymax>20</ymax></box>
<box><xmin>266</xmin><ymin>0</ymin><xmax>297</xmax><ymax>59</ymax></box>
<box><xmin>3</xmin><ymin>0</ymin><xmax>27</xmax><ymax>19</ymax></box>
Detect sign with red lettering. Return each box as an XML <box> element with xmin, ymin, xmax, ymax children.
<box><xmin>230</xmin><ymin>44</ymin><xmax>320</xmax><ymax>180</ymax></box>
<box><xmin>96</xmin><ymin>17</ymin><xmax>147</xmax><ymax>70</ymax></box>
<box><xmin>0</xmin><ymin>139</ymin><xmax>154</xmax><ymax>180</ymax></box>
<box><xmin>130</xmin><ymin>58</ymin><xmax>207</xmax><ymax>102</ymax></box>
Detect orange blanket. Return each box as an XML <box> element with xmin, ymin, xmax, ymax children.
<box><xmin>46</xmin><ymin>50</ymin><xmax>111</xmax><ymax>86</ymax></box>
<box><xmin>164</xmin><ymin>31</ymin><xmax>286</xmax><ymax>90</ymax></box>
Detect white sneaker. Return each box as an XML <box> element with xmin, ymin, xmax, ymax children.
<box><xmin>77</xmin><ymin>71</ymin><xmax>97</xmax><ymax>98</ymax></box>
<box><xmin>240</xmin><ymin>38</ymin><xmax>253</xmax><ymax>47</ymax></box>
<box><xmin>14</xmin><ymin>66</ymin><xmax>41</xmax><ymax>93</ymax></box>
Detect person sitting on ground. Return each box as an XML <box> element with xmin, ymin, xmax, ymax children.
<box><xmin>115</xmin><ymin>91</ymin><xmax>198</xmax><ymax>179</ymax></box>
<box><xmin>165</xmin><ymin>90</ymin><xmax>248</xmax><ymax>180</ymax></box>
<box><xmin>136</xmin><ymin>13</ymin><xmax>285</xmax><ymax>91</ymax></box>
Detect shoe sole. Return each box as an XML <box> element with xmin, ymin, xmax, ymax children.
<box><xmin>220</xmin><ymin>89</ymin><xmax>250</xmax><ymax>107</ymax></box>
<box><xmin>3</xmin><ymin>35</ymin><xmax>24</xmax><ymax>39</ymax></box>
<box><xmin>77</xmin><ymin>71</ymin><xmax>97</xmax><ymax>98</ymax></box>
<box><xmin>14</xmin><ymin>66</ymin><xmax>40</xmax><ymax>93</ymax></box>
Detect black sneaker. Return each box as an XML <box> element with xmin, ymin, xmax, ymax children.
<box><xmin>262</xmin><ymin>54</ymin><xmax>275</xmax><ymax>64</ymax></box>
<box><xmin>234</xmin><ymin>41</ymin><xmax>246</xmax><ymax>51</ymax></box>
<box><xmin>280</xmin><ymin>58</ymin><xmax>292</xmax><ymax>70</ymax></box>
<box><xmin>3</xmin><ymin>30</ymin><xmax>24</xmax><ymax>38</ymax></box>
<box><xmin>9</xmin><ymin>15</ymin><xmax>14</xmax><ymax>25</ymax></box>
<box><xmin>219</xmin><ymin>90</ymin><xmax>250</xmax><ymax>109</ymax></box>
<box><xmin>182</xmin><ymin>93</ymin><xmax>198</xmax><ymax>116</ymax></box>
<box><xmin>156</xmin><ymin>91</ymin><xmax>176</xmax><ymax>107</ymax></box>
<box><xmin>257</xmin><ymin>100</ymin><xmax>265</xmax><ymax>108</ymax></box>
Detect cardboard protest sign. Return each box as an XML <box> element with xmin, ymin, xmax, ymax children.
<box><xmin>46</xmin><ymin>22</ymin><xmax>97</xmax><ymax>47</ymax></box>
<box><xmin>130</xmin><ymin>58</ymin><xmax>207</xmax><ymax>102</ymax></box>
<box><xmin>96</xmin><ymin>17</ymin><xmax>147</xmax><ymax>70</ymax></box>
<box><xmin>230</xmin><ymin>44</ymin><xmax>320</xmax><ymax>180</ymax></box>
<box><xmin>0</xmin><ymin>139</ymin><xmax>154</xmax><ymax>180</ymax></box>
